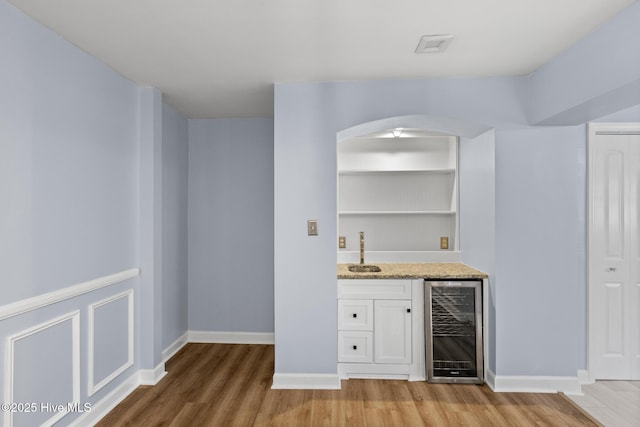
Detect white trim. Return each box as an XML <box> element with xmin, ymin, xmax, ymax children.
<box><xmin>490</xmin><ymin>374</ymin><xmax>582</xmax><ymax>395</ymax></box>
<box><xmin>271</xmin><ymin>373</ymin><xmax>341</xmax><ymax>390</ymax></box>
<box><xmin>88</xmin><ymin>290</ymin><xmax>135</xmax><ymax>396</ymax></box>
<box><xmin>590</xmin><ymin>122</ymin><xmax>640</xmax><ymax>136</ymax></box>
<box><xmin>0</xmin><ymin>268</ymin><xmax>139</xmax><ymax>321</ymax></box>
<box><xmin>577</xmin><ymin>369</ymin><xmax>592</xmax><ymax>385</ymax></box>
<box><xmin>485</xmin><ymin>368</ymin><xmax>496</xmax><ymax>391</ymax></box>
<box><xmin>163</xmin><ymin>331</ymin><xmax>189</xmax><ymax>364</ymax></box>
<box><xmin>338</xmin><ymin>363</ymin><xmax>409</xmax><ymax>380</ymax></box>
<box><xmin>69</xmin><ymin>365</ymin><xmax>166</xmax><ymax>427</ymax></box>
<box><xmin>68</xmin><ymin>371</ymin><xmax>140</xmax><ymax>427</ymax></box>
<box><xmin>139</xmin><ymin>363</ymin><xmax>167</xmax><ymax>385</ymax></box>
<box><xmin>4</xmin><ymin>311</ymin><xmax>81</xmax><ymax>427</ymax></box>
<box><xmin>188</xmin><ymin>330</ymin><xmax>275</xmax><ymax>345</ymax></box>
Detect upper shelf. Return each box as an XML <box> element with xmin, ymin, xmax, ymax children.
<box><xmin>339</xmin><ymin>169</ymin><xmax>456</xmax><ymax>175</ymax></box>
<box><xmin>339</xmin><ymin>211</ymin><xmax>456</xmax><ymax>215</ymax></box>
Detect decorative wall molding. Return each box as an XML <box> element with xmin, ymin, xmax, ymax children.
<box><xmin>271</xmin><ymin>373</ymin><xmax>341</xmax><ymax>390</ymax></box>
<box><xmin>4</xmin><ymin>311</ymin><xmax>80</xmax><ymax>427</ymax></box>
<box><xmin>188</xmin><ymin>330</ymin><xmax>275</xmax><ymax>345</ymax></box>
<box><xmin>0</xmin><ymin>268</ymin><xmax>139</xmax><ymax>321</ymax></box>
<box><xmin>163</xmin><ymin>332</ymin><xmax>189</xmax><ymax>364</ymax></box>
<box><xmin>88</xmin><ymin>290</ymin><xmax>135</xmax><ymax>396</ymax></box>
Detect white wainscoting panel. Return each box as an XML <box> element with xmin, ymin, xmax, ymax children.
<box><xmin>88</xmin><ymin>290</ymin><xmax>134</xmax><ymax>396</ymax></box>
<box><xmin>4</xmin><ymin>311</ymin><xmax>80</xmax><ymax>427</ymax></box>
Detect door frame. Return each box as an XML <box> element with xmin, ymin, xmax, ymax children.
<box><xmin>587</xmin><ymin>122</ymin><xmax>640</xmax><ymax>381</ymax></box>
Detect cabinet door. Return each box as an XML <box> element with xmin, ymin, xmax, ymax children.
<box><xmin>374</xmin><ymin>300</ymin><xmax>412</xmax><ymax>364</ymax></box>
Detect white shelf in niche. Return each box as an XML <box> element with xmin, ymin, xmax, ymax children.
<box><xmin>339</xmin><ymin>211</ymin><xmax>456</xmax><ymax>215</ymax></box>
<box><xmin>338</xmin><ymin>134</ymin><xmax>459</xmax><ymax>253</ymax></box>
<box><xmin>339</xmin><ymin>169</ymin><xmax>455</xmax><ymax>175</ymax></box>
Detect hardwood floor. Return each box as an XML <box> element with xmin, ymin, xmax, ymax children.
<box><xmin>568</xmin><ymin>381</ymin><xmax>640</xmax><ymax>427</ymax></box>
<box><xmin>98</xmin><ymin>343</ymin><xmax>600</xmax><ymax>426</ymax></box>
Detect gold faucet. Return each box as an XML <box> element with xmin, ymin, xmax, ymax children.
<box><xmin>360</xmin><ymin>231</ymin><xmax>365</xmax><ymax>265</ymax></box>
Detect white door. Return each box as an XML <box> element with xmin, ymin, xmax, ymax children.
<box><xmin>589</xmin><ymin>126</ymin><xmax>640</xmax><ymax>380</ymax></box>
<box><xmin>374</xmin><ymin>300</ymin><xmax>411</xmax><ymax>364</ymax></box>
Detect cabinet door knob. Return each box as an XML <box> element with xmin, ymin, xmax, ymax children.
<box><xmin>352</xmin><ymin>345</ymin><xmax>357</xmax><ymax>350</ymax></box>
<box><xmin>406</xmin><ymin>308</ymin><xmax>411</xmax><ymax>313</ymax></box>
<box><xmin>352</xmin><ymin>313</ymin><xmax>357</xmax><ymax>318</ymax></box>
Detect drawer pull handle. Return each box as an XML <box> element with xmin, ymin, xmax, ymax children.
<box><xmin>352</xmin><ymin>345</ymin><xmax>357</xmax><ymax>350</ymax></box>
<box><xmin>352</xmin><ymin>313</ymin><xmax>357</xmax><ymax>318</ymax></box>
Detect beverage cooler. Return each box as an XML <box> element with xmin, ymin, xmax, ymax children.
<box><xmin>425</xmin><ymin>280</ymin><xmax>483</xmax><ymax>384</ymax></box>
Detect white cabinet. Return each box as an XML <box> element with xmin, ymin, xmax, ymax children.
<box><xmin>338</xmin><ymin>135</ymin><xmax>458</xmax><ymax>256</ymax></box>
<box><xmin>337</xmin><ymin>279</ymin><xmax>423</xmax><ymax>380</ymax></box>
<box><xmin>374</xmin><ymin>300</ymin><xmax>412</xmax><ymax>364</ymax></box>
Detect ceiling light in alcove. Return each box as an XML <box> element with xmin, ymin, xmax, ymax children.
<box><xmin>391</xmin><ymin>128</ymin><xmax>403</xmax><ymax>138</ymax></box>
<box><xmin>415</xmin><ymin>34</ymin><xmax>454</xmax><ymax>53</ymax></box>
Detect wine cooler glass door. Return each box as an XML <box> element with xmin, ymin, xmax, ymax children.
<box><xmin>426</xmin><ymin>281</ymin><xmax>483</xmax><ymax>384</ymax></box>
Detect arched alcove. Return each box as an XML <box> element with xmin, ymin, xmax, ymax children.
<box><xmin>336</xmin><ymin>114</ymin><xmax>495</xmax><ymax>265</ymax></box>
<box><xmin>337</xmin><ymin>114</ymin><xmax>492</xmax><ymax>143</ymax></box>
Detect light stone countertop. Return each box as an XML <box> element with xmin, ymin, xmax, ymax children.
<box><xmin>337</xmin><ymin>263</ymin><xmax>488</xmax><ymax>280</ymax></box>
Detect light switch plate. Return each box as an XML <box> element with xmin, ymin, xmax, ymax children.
<box><xmin>440</xmin><ymin>236</ymin><xmax>449</xmax><ymax>250</ymax></box>
<box><xmin>308</xmin><ymin>220</ymin><xmax>318</xmax><ymax>236</ymax></box>
<box><xmin>338</xmin><ymin>236</ymin><xmax>346</xmax><ymax>249</ymax></box>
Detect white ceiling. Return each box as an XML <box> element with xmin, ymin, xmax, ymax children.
<box><xmin>8</xmin><ymin>0</ymin><xmax>635</xmax><ymax>118</ymax></box>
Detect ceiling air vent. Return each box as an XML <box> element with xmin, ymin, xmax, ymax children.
<box><xmin>415</xmin><ymin>34</ymin><xmax>454</xmax><ymax>53</ymax></box>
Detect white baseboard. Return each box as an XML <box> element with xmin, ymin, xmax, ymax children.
<box><xmin>489</xmin><ymin>371</ymin><xmax>583</xmax><ymax>395</ymax></box>
<box><xmin>271</xmin><ymin>373</ymin><xmax>341</xmax><ymax>390</ymax></box>
<box><xmin>68</xmin><ymin>372</ymin><xmax>140</xmax><ymax>427</ymax></box>
<box><xmin>188</xmin><ymin>330</ymin><xmax>274</xmax><ymax>345</ymax></box>
<box><xmin>485</xmin><ymin>368</ymin><xmax>497</xmax><ymax>391</ymax></box>
<box><xmin>163</xmin><ymin>332</ymin><xmax>189</xmax><ymax>363</ymax></box>
<box><xmin>577</xmin><ymin>369</ymin><xmax>592</xmax><ymax>385</ymax></box>
<box><xmin>139</xmin><ymin>363</ymin><xmax>167</xmax><ymax>386</ymax></box>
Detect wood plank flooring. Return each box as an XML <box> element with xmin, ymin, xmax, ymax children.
<box><xmin>97</xmin><ymin>343</ymin><xmax>601</xmax><ymax>426</ymax></box>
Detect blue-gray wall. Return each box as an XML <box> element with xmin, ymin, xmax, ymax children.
<box><xmin>273</xmin><ymin>0</ymin><xmax>640</xmax><ymax>378</ymax></box>
<box><xmin>494</xmin><ymin>126</ymin><xmax>586</xmax><ymax>375</ymax></box>
<box><xmin>0</xmin><ymin>1</ymin><xmax>144</xmax><ymax>425</ymax></box>
<box><xmin>162</xmin><ymin>103</ymin><xmax>189</xmax><ymax>349</ymax></box>
<box><xmin>188</xmin><ymin>118</ymin><xmax>274</xmax><ymax>333</ymax></box>
<box><xmin>2</xmin><ymin>0</ymin><xmax>640</xmax><ymax>421</ymax></box>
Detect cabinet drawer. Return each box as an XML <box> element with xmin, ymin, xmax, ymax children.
<box><xmin>338</xmin><ymin>279</ymin><xmax>412</xmax><ymax>300</ymax></box>
<box><xmin>338</xmin><ymin>331</ymin><xmax>373</xmax><ymax>363</ymax></box>
<box><xmin>338</xmin><ymin>299</ymin><xmax>373</xmax><ymax>331</ymax></box>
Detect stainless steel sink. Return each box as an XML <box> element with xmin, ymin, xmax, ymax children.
<box><xmin>348</xmin><ymin>264</ymin><xmax>381</xmax><ymax>273</ymax></box>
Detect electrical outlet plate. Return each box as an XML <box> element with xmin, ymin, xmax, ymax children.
<box><xmin>440</xmin><ymin>236</ymin><xmax>449</xmax><ymax>250</ymax></box>
<box><xmin>308</xmin><ymin>220</ymin><xmax>318</xmax><ymax>236</ymax></box>
<box><xmin>338</xmin><ymin>236</ymin><xmax>346</xmax><ymax>249</ymax></box>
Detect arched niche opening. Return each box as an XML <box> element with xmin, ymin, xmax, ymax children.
<box><xmin>336</xmin><ymin>114</ymin><xmax>494</xmax><ymax>265</ymax></box>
